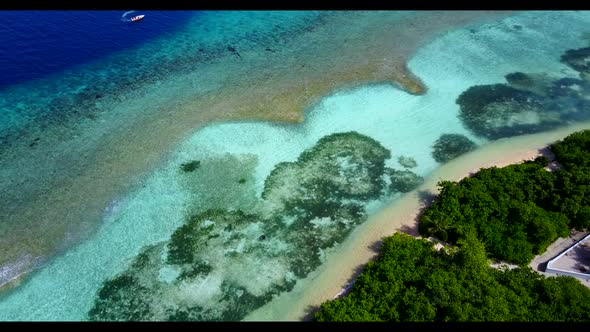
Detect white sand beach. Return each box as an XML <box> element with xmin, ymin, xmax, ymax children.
<box><xmin>2</xmin><ymin>10</ymin><xmax>589</xmax><ymax>321</ymax></box>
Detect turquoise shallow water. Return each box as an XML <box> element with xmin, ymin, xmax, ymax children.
<box><xmin>0</xmin><ymin>10</ymin><xmax>332</xmax><ymax>287</ymax></box>
<box><xmin>2</xmin><ymin>10</ymin><xmax>436</xmax><ymax>288</ymax></box>
<box><xmin>1</xmin><ymin>11</ymin><xmax>589</xmax><ymax>321</ymax></box>
<box><xmin>0</xmin><ymin>11</ymin><xmax>325</xmax><ymax>134</ymax></box>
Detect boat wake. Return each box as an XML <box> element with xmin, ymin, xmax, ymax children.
<box><xmin>121</xmin><ymin>10</ymin><xmax>136</xmax><ymax>22</ymax></box>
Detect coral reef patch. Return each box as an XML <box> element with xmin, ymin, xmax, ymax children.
<box><xmin>398</xmin><ymin>156</ymin><xmax>418</xmax><ymax>169</ymax></box>
<box><xmin>180</xmin><ymin>160</ymin><xmax>201</xmax><ymax>173</ymax></box>
<box><xmin>88</xmin><ymin>131</ymin><xmax>396</xmax><ymax>321</ymax></box>
<box><xmin>457</xmin><ymin>48</ymin><xmax>590</xmax><ymax>140</ymax></box>
<box><xmin>431</xmin><ymin>134</ymin><xmax>477</xmax><ymax>163</ymax></box>
<box><xmin>560</xmin><ymin>47</ymin><xmax>590</xmax><ymax>79</ymax></box>
<box><xmin>505</xmin><ymin>72</ymin><xmax>535</xmax><ymax>88</ymax></box>
<box><xmin>387</xmin><ymin>169</ymin><xmax>424</xmax><ymax>193</ymax></box>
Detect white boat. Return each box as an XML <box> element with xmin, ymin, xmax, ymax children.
<box><xmin>130</xmin><ymin>15</ymin><xmax>145</xmax><ymax>22</ymax></box>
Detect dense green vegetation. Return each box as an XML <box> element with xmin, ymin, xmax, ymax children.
<box><xmin>420</xmin><ymin>130</ymin><xmax>590</xmax><ymax>264</ymax></box>
<box><xmin>314</xmin><ymin>233</ymin><xmax>590</xmax><ymax>322</ymax></box>
<box><xmin>552</xmin><ymin>129</ymin><xmax>590</xmax><ymax>170</ymax></box>
<box><xmin>420</xmin><ymin>157</ymin><xmax>568</xmax><ymax>264</ymax></box>
<box><xmin>315</xmin><ymin>130</ymin><xmax>590</xmax><ymax>322</ymax></box>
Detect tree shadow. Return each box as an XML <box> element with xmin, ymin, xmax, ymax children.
<box><xmin>573</xmin><ymin>262</ymin><xmax>589</xmax><ymax>274</ymax></box>
<box><xmin>536</xmin><ymin>261</ymin><xmax>548</xmax><ymax>272</ymax></box>
<box><xmin>574</xmin><ymin>244</ymin><xmax>590</xmax><ymax>259</ymax></box>
<box><xmin>538</xmin><ymin>146</ymin><xmax>563</xmax><ymax>171</ymax></box>
<box><xmin>344</xmin><ymin>263</ymin><xmax>369</xmax><ymax>288</ymax></box>
<box><xmin>417</xmin><ymin>189</ymin><xmax>436</xmax><ymax>206</ymax></box>
<box><xmin>399</xmin><ymin>224</ymin><xmax>419</xmax><ymax>237</ymax></box>
<box><xmin>301</xmin><ymin>304</ymin><xmax>320</xmax><ymax>321</ymax></box>
<box><xmin>573</xmin><ymin>245</ymin><xmax>590</xmax><ymax>272</ymax></box>
<box><xmin>409</xmin><ymin>189</ymin><xmax>438</xmax><ymax>237</ymax></box>
<box><xmin>538</xmin><ymin>146</ymin><xmax>556</xmax><ymax>160</ymax></box>
<box><xmin>368</xmin><ymin>239</ymin><xmax>383</xmax><ymax>253</ymax></box>
<box><xmin>299</xmin><ymin>262</ymin><xmax>370</xmax><ymax>321</ymax></box>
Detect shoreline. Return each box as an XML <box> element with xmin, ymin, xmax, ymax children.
<box><xmin>244</xmin><ymin>120</ymin><xmax>590</xmax><ymax>321</ymax></box>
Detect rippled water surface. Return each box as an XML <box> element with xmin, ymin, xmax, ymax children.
<box><xmin>0</xmin><ymin>10</ymin><xmax>589</xmax><ymax>321</ymax></box>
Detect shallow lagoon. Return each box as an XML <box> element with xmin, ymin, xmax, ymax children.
<box><xmin>0</xmin><ymin>11</ymin><xmax>589</xmax><ymax>320</ymax></box>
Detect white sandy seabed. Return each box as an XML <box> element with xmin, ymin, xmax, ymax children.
<box><xmin>0</xmin><ymin>11</ymin><xmax>589</xmax><ymax>321</ymax></box>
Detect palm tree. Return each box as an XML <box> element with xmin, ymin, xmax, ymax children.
<box><xmin>420</xmin><ymin>214</ymin><xmax>453</xmax><ymax>242</ymax></box>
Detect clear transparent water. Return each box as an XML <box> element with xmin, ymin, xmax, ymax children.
<box><xmin>0</xmin><ymin>11</ymin><xmax>589</xmax><ymax>320</ymax></box>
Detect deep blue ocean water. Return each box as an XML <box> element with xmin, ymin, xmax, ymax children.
<box><xmin>0</xmin><ymin>10</ymin><xmax>196</xmax><ymax>89</ymax></box>
<box><xmin>0</xmin><ymin>10</ymin><xmax>589</xmax><ymax>321</ymax></box>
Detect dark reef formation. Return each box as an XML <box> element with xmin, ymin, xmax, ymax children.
<box><xmin>431</xmin><ymin>134</ymin><xmax>477</xmax><ymax>163</ymax></box>
<box><xmin>88</xmin><ymin>131</ymin><xmax>407</xmax><ymax>321</ymax></box>
<box><xmin>457</xmin><ymin>84</ymin><xmax>552</xmax><ymax>140</ymax></box>
<box><xmin>504</xmin><ymin>72</ymin><xmax>534</xmax><ymax>87</ymax></box>
<box><xmin>457</xmin><ymin>47</ymin><xmax>590</xmax><ymax>140</ymax></box>
<box><xmin>180</xmin><ymin>160</ymin><xmax>201</xmax><ymax>172</ymax></box>
<box><xmin>398</xmin><ymin>156</ymin><xmax>418</xmax><ymax>169</ymax></box>
<box><xmin>262</xmin><ymin>131</ymin><xmax>391</xmax><ymax>203</ymax></box>
<box><xmin>560</xmin><ymin>47</ymin><xmax>590</xmax><ymax>79</ymax></box>
<box><xmin>388</xmin><ymin>169</ymin><xmax>424</xmax><ymax>193</ymax></box>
